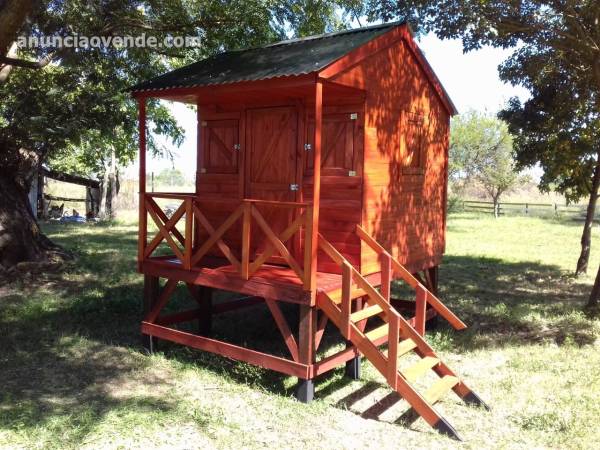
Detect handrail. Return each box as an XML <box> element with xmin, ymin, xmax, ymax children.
<box><xmin>242</xmin><ymin>198</ymin><xmax>311</xmax><ymax>208</ymax></box>
<box><xmin>355</xmin><ymin>225</ymin><xmax>466</xmax><ymax>330</ymax></box>
<box><xmin>317</xmin><ymin>233</ymin><xmax>444</xmax><ymax>364</ymax></box>
<box><xmin>317</xmin><ymin>234</ymin><xmax>399</xmax><ymax>319</ymax></box>
<box><xmin>141</xmin><ymin>193</ymin><xmax>313</xmax><ymax>289</ymax></box>
<box><xmin>145</xmin><ymin>192</ymin><xmax>197</xmax><ymax>199</ymax></box>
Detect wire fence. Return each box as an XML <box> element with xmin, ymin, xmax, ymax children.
<box><xmin>462</xmin><ymin>200</ymin><xmax>593</xmax><ymax>219</ymax></box>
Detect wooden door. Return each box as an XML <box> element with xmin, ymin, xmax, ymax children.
<box><xmin>197</xmin><ymin>118</ymin><xmax>241</xmax><ymax>259</ymax></box>
<box><xmin>246</xmin><ymin>106</ymin><xmax>298</xmax><ymax>259</ymax></box>
<box><xmin>200</xmin><ymin>119</ymin><xmax>239</xmax><ymax>176</ymax></box>
<box><xmin>306</xmin><ymin>113</ymin><xmax>358</xmax><ymax>176</ymax></box>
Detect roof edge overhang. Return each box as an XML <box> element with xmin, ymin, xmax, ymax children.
<box><xmin>317</xmin><ymin>23</ymin><xmax>458</xmax><ymax>116</ymax></box>
<box><xmin>131</xmin><ymin>73</ymin><xmax>317</xmax><ymax>101</ymax></box>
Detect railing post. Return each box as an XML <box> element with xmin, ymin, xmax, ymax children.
<box><xmin>341</xmin><ymin>261</ymin><xmax>352</xmax><ymax>339</ymax></box>
<box><xmin>306</xmin><ymin>80</ymin><xmax>323</xmax><ymax>300</ymax></box>
<box><xmin>137</xmin><ymin>97</ymin><xmax>147</xmax><ymax>272</ymax></box>
<box><xmin>415</xmin><ymin>284</ymin><xmax>427</xmax><ymax>336</ymax></box>
<box><xmin>241</xmin><ymin>201</ymin><xmax>251</xmax><ymax>279</ymax></box>
<box><xmin>184</xmin><ymin>197</ymin><xmax>193</xmax><ymax>270</ymax></box>
<box><xmin>387</xmin><ymin>312</ymin><xmax>399</xmax><ymax>389</ymax></box>
<box><xmin>303</xmin><ymin>205</ymin><xmax>314</xmax><ymax>291</ymax></box>
<box><xmin>380</xmin><ymin>251</ymin><xmax>392</xmax><ymax>301</ymax></box>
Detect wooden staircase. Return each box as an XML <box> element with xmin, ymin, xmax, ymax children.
<box><xmin>316</xmin><ymin>227</ymin><xmax>488</xmax><ymax>440</ymax></box>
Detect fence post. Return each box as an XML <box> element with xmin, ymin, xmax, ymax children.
<box><xmin>525</xmin><ymin>203</ymin><xmax>529</xmax><ymax>215</ymax></box>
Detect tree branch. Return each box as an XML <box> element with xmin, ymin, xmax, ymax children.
<box><xmin>0</xmin><ymin>53</ymin><xmax>55</xmax><ymax>69</ymax></box>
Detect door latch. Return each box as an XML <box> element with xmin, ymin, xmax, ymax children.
<box><xmin>304</xmin><ymin>143</ymin><xmax>312</xmax><ymax>151</ymax></box>
<box><xmin>350</xmin><ymin>113</ymin><xmax>358</xmax><ymax>120</ymax></box>
<box><xmin>233</xmin><ymin>144</ymin><xmax>240</xmax><ymax>150</ymax></box>
<box><xmin>290</xmin><ymin>184</ymin><xmax>299</xmax><ymax>191</ymax></box>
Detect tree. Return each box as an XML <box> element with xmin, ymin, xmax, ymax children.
<box><xmin>363</xmin><ymin>0</ymin><xmax>600</xmax><ymax>307</ymax></box>
<box><xmin>154</xmin><ymin>168</ymin><xmax>189</xmax><ymax>188</ymax></box>
<box><xmin>0</xmin><ymin>0</ymin><xmax>355</xmax><ymax>271</ymax></box>
<box><xmin>499</xmin><ymin>67</ymin><xmax>600</xmax><ymax>276</ymax></box>
<box><xmin>450</xmin><ymin>111</ymin><xmax>523</xmax><ymax>216</ymax></box>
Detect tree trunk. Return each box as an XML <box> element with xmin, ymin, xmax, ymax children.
<box><xmin>108</xmin><ymin>147</ymin><xmax>118</xmax><ymax>219</ymax></box>
<box><xmin>0</xmin><ymin>168</ymin><xmax>67</xmax><ymax>270</ymax></box>
<box><xmin>575</xmin><ymin>162</ymin><xmax>600</xmax><ymax>275</ymax></box>
<box><xmin>0</xmin><ymin>0</ymin><xmax>33</xmax><ymax>56</ymax></box>
<box><xmin>98</xmin><ymin>165</ymin><xmax>109</xmax><ymax>219</ymax></box>
<box><xmin>587</xmin><ymin>263</ymin><xmax>600</xmax><ymax>310</ymax></box>
<box><xmin>492</xmin><ymin>195</ymin><xmax>500</xmax><ymax>218</ymax></box>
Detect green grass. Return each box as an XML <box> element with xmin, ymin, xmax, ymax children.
<box><xmin>1</xmin><ymin>213</ymin><xmax>599</xmax><ymax>449</ymax></box>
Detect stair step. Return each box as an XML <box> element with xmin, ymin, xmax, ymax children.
<box><xmin>382</xmin><ymin>338</ymin><xmax>418</xmax><ymax>359</ymax></box>
<box><xmin>350</xmin><ymin>304</ymin><xmax>383</xmax><ymax>322</ymax></box>
<box><xmin>397</xmin><ymin>338</ymin><xmax>418</xmax><ymax>357</ymax></box>
<box><xmin>365</xmin><ymin>323</ymin><xmax>388</xmax><ymax>341</ymax></box>
<box><xmin>424</xmin><ymin>375</ymin><xmax>459</xmax><ymax>405</ymax></box>
<box><xmin>327</xmin><ymin>287</ymin><xmax>367</xmax><ymax>304</ymax></box>
<box><xmin>401</xmin><ymin>356</ymin><xmax>440</xmax><ymax>382</ymax></box>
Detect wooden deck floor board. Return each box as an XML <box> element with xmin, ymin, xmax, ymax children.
<box><xmin>142</xmin><ymin>255</ymin><xmax>359</xmax><ymax>304</ymax></box>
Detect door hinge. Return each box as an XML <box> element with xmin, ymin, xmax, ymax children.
<box><xmin>290</xmin><ymin>184</ymin><xmax>300</xmax><ymax>191</ymax></box>
<box><xmin>350</xmin><ymin>113</ymin><xmax>358</xmax><ymax>120</ymax></box>
<box><xmin>200</xmin><ymin>168</ymin><xmax>207</xmax><ymax>173</ymax></box>
<box><xmin>348</xmin><ymin>170</ymin><xmax>357</xmax><ymax>177</ymax></box>
<box><xmin>201</xmin><ymin>121</ymin><xmax>208</xmax><ymax>127</ymax></box>
<box><xmin>233</xmin><ymin>143</ymin><xmax>241</xmax><ymax>150</ymax></box>
<box><xmin>304</xmin><ymin>143</ymin><xmax>312</xmax><ymax>151</ymax></box>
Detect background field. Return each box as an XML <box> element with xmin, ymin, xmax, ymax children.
<box><xmin>1</xmin><ymin>213</ymin><xmax>599</xmax><ymax>449</ymax></box>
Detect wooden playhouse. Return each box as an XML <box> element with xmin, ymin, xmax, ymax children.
<box><xmin>130</xmin><ymin>22</ymin><xmax>487</xmax><ymax>439</ymax></box>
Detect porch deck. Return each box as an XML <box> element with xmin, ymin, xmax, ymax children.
<box><xmin>141</xmin><ymin>255</ymin><xmax>381</xmax><ymax>304</ymax></box>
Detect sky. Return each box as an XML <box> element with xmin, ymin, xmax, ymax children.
<box><xmin>135</xmin><ymin>32</ymin><xmax>531</xmax><ymax>180</ymax></box>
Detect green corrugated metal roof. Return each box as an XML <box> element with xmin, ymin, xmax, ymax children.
<box><xmin>129</xmin><ymin>22</ymin><xmax>403</xmax><ymax>92</ymax></box>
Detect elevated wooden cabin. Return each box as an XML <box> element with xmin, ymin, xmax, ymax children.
<box><xmin>130</xmin><ymin>22</ymin><xmax>486</xmax><ymax>440</ymax></box>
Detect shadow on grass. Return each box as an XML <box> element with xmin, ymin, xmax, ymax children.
<box><xmin>436</xmin><ymin>255</ymin><xmax>596</xmax><ymax>349</ymax></box>
<box><xmin>1</xmin><ymin>221</ymin><xmax>598</xmax><ymax>443</ymax></box>
<box><xmin>0</xmin><ymin>286</ymin><xmax>178</xmax><ymax>447</ymax></box>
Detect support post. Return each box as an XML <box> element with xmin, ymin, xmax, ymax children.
<box><xmin>425</xmin><ymin>266</ymin><xmax>440</xmax><ymax>331</ymax></box>
<box><xmin>296</xmin><ymin>304</ymin><xmax>316</xmax><ymax>402</ymax></box>
<box><xmin>305</xmin><ymin>80</ymin><xmax>323</xmax><ymax>298</ymax></box>
<box><xmin>415</xmin><ymin>284</ymin><xmax>427</xmax><ymax>336</ymax></box>
<box><xmin>142</xmin><ymin>274</ymin><xmax>159</xmax><ymax>353</ymax></box>
<box><xmin>137</xmin><ymin>97</ymin><xmax>147</xmax><ymax>272</ymax></box>
<box><xmin>426</xmin><ymin>266</ymin><xmax>439</xmax><ymax>296</ymax></box>
<box><xmin>197</xmin><ymin>286</ymin><xmax>213</xmax><ymax>336</ymax></box>
<box><xmin>380</xmin><ymin>252</ymin><xmax>392</xmax><ymax>301</ymax></box>
<box><xmin>345</xmin><ymin>297</ymin><xmax>362</xmax><ymax>380</ymax></box>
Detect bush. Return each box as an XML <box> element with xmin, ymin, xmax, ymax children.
<box><xmin>447</xmin><ymin>195</ymin><xmax>464</xmax><ymax>213</ymax></box>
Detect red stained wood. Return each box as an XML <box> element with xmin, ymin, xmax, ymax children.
<box><xmin>314</xmin><ymin>311</ymin><xmax>329</xmax><ymax>352</ymax></box>
<box><xmin>415</xmin><ymin>284</ymin><xmax>427</xmax><ymax>336</ymax></box>
<box><xmin>312</xmin><ymin>345</ymin><xmax>360</xmax><ymax>377</ymax></box>
<box><xmin>265</xmin><ymin>299</ymin><xmax>299</xmax><ymax>362</ymax></box>
<box><xmin>144</xmin><ymin>279</ymin><xmax>179</xmax><ymax>323</ymax></box>
<box><xmin>133</xmin><ymin>25</ymin><xmax>464</xmax><ymax>403</ymax></box>
<box><xmin>142</xmin><ymin>322</ymin><xmax>310</xmax><ymax>379</ymax></box>
<box><xmin>201</xmin><ymin>119</ymin><xmax>239</xmax><ymax>174</ymax></box>
<box><xmin>307</xmin><ymin>81</ymin><xmax>323</xmax><ymax>293</ymax></box>
<box><xmin>246</xmin><ymin>106</ymin><xmax>298</xmax><ymax>258</ymax></box>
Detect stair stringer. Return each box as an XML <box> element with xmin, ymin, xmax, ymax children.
<box><xmin>317</xmin><ymin>291</ymin><xmax>462</xmax><ymax>439</ymax></box>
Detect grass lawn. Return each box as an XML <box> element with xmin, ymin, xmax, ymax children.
<box><xmin>1</xmin><ymin>212</ymin><xmax>599</xmax><ymax>449</ymax></box>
